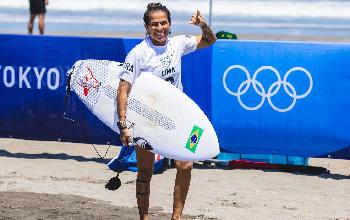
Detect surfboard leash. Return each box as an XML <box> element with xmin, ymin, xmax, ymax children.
<box><xmin>63</xmin><ymin>66</ymin><xmax>151</xmax><ymax>160</ymax></box>
<box><xmin>92</xmin><ymin>143</ymin><xmax>111</xmax><ymax>159</ymax></box>
<box><xmin>127</xmin><ymin>122</ymin><xmax>153</xmax><ymax>151</ymax></box>
<box><xmin>63</xmin><ymin>66</ymin><xmax>112</xmax><ymax>159</ymax></box>
<box><xmin>63</xmin><ymin>62</ymin><xmax>120</xmax><ymax>191</ymax></box>
<box><xmin>63</xmin><ymin>66</ymin><xmax>77</xmax><ymax>124</ymax></box>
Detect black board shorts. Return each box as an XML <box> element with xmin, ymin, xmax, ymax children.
<box><xmin>29</xmin><ymin>0</ymin><xmax>46</xmax><ymax>15</ymax></box>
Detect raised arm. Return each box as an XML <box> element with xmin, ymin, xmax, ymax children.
<box><xmin>190</xmin><ymin>10</ymin><xmax>217</xmax><ymax>49</ymax></box>
<box><xmin>117</xmin><ymin>79</ymin><xmax>132</xmax><ymax>146</ymax></box>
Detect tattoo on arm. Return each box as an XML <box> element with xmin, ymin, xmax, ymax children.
<box><xmin>117</xmin><ymin>79</ymin><xmax>131</xmax><ymax>120</ymax></box>
<box><xmin>200</xmin><ymin>23</ymin><xmax>216</xmax><ymax>43</ymax></box>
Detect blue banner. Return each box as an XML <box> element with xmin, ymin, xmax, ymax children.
<box><xmin>1</xmin><ymin>34</ymin><xmax>349</xmax><ymax>159</ymax></box>
<box><xmin>212</xmin><ymin>40</ymin><xmax>350</xmax><ymax>158</ymax></box>
<box><xmin>0</xmin><ymin>34</ymin><xmax>210</xmax><ymax>145</ymax></box>
<box><xmin>0</xmin><ymin>34</ymin><xmax>140</xmax><ymax>144</ymax></box>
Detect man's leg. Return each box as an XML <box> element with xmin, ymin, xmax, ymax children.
<box><xmin>28</xmin><ymin>14</ymin><xmax>36</xmax><ymax>34</ymax></box>
<box><xmin>38</xmin><ymin>14</ymin><xmax>45</xmax><ymax>35</ymax></box>
<box><xmin>172</xmin><ymin>160</ymin><xmax>193</xmax><ymax>220</ymax></box>
<box><xmin>135</xmin><ymin>147</ymin><xmax>155</xmax><ymax>220</ymax></box>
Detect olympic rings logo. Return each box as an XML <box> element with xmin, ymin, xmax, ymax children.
<box><xmin>223</xmin><ymin>65</ymin><xmax>313</xmax><ymax>112</ymax></box>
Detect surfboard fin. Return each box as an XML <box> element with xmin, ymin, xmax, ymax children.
<box><xmin>134</xmin><ymin>137</ymin><xmax>153</xmax><ymax>151</ymax></box>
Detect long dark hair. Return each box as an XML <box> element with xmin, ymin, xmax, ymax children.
<box><xmin>143</xmin><ymin>2</ymin><xmax>171</xmax><ymax>25</ymax></box>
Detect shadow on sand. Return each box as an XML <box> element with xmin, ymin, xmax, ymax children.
<box><xmin>2</xmin><ymin>149</ymin><xmax>349</xmax><ymax>180</ymax></box>
<box><xmin>193</xmin><ymin>160</ymin><xmax>350</xmax><ymax>180</ymax></box>
<box><xmin>0</xmin><ymin>149</ymin><xmax>110</xmax><ymax>164</ymax></box>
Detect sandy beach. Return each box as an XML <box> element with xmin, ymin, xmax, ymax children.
<box><xmin>1</xmin><ymin>17</ymin><xmax>350</xmax><ymax>218</ymax></box>
<box><xmin>1</xmin><ymin>1</ymin><xmax>350</xmax><ymax>218</ymax></box>
<box><xmin>0</xmin><ymin>137</ymin><xmax>349</xmax><ymax>219</ymax></box>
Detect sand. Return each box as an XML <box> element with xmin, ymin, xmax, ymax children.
<box><xmin>1</xmin><ymin>31</ymin><xmax>350</xmax><ymax>219</ymax></box>
<box><xmin>1</xmin><ymin>138</ymin><xmax>350</xmax><ymax>219</ymax></box>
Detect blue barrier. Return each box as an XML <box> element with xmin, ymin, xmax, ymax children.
<box><xmin>0</xmin><ymin>34</ymin><xmax>349</xmax><ymax>159</ymax></box>
<box><xmin>212</xmin><ymin>40</ymin><xmax>350</xmax><ymax>159</ymax></box>
<box><xmin>0</xmin><ymin>34</ymin><xmax>140</xmax><ymax>144</ymax></box>
<box><xmin>182</xmin><ymin>46</ymin><xmax>213</xmax><ymax>118</ymax></box>
<box><xmin>0</xmin><ymin>34</ymin><xmax>211</xmax><ymax>145</ymax></box>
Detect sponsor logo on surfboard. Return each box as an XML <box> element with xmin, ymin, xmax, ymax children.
<box><xmin>185</xmin><ymin>125</ymin><xmax>204</xmax><ymax>153</ymax></box>
<box><xmin>77</xmin><ymin>66</ymin><xmax>100</xmax><ymax>96</ymax></box>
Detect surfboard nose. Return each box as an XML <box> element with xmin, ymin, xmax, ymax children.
<box><xmin>198</xmin><ymin>131</ymin><xmax>220</xmax><ymax>160</ymax></box>
<box><xmin>212</xmin><ymin>144</ymin><xmax>221</xmax><ymax>157</ymax></box>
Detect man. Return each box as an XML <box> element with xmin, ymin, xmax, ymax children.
<box><xmin>28</xmin><ymin>0</ymin><xmax>49</xmax><ymax>35</ymax></box>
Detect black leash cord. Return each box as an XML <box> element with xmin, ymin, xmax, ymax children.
<box><xmin>63</xmin><ymin>67</ymin><xmax>111</xmax><ymax>159</ymax></box>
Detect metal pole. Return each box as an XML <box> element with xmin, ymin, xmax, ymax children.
<box><xmin>209</xmin><ymin>0</ymin><xmax>213</xmax><ymax>27</ymax></box>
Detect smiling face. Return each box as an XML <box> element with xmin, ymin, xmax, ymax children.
<box><xmin>145</xmin><ymin>11</ymin><xmax>171</xmax><ymax>46</ymax></box>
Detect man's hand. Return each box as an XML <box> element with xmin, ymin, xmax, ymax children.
<box><xmin>120</xmin><ymin>128</ymin><xmax>133</xmax><ymax>147</ymax></box>
<box><xmin>45</xmin><ymin>0</ymin><xmax>49</xmax><ymax>5</ymax></box>
<box><xmin>190</xmin><ymin>10</ymin><xmax>207</xmax><ymax>27</ymax></box>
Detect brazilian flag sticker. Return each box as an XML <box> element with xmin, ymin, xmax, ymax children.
<box><xmin>185</xmin><ymin>125</ymin><xmax>204</xmax><ymax>153</ymax></box>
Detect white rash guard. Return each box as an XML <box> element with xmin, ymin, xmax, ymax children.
<box><xmin>118</xmin><ymin>35</ymin><xmax>197</xmax><ymax>91</ymax></box>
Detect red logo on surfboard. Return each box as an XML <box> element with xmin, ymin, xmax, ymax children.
<box><xmin>77</xmin><ymin>66</ymin><xmax>100</xmax><ymax>96</ymax></box>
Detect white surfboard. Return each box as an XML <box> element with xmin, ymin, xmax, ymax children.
<box><xmin>68</xmin><ymin>59</ymin><xmax>220</xmax><ymax>161</ymax></box>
